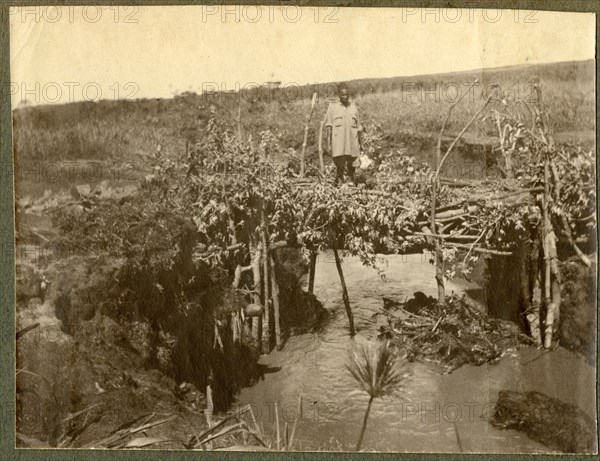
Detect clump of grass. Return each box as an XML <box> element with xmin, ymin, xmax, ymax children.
<box><xmin>346</xmin><ymin>341</ymin><xmax>407</xmax><ymax>451</ymax></box>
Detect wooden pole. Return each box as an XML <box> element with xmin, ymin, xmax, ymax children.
<box><xmin>544</xmin><ymin>228</ymin><xmax>559</xmax><ymax>348</ymax></box>
<box><xmin>261</xmin><ymin>222</ymin><xmax>271</xmax><ymax>353</ymax></box>
<box><xmin>228</xmin><ymin>204</ymin><xmax>238</xmax><ymax>245</ymax></box>
<box><xmin>534</xmin><ymin>83</ymin><xmax>560</xmax><ymax>349</ymax></box>
<box><xmin>236</xmin><ymin>100</ymin><xmax>243</xmax><ymax>143</ymax></box>
<box><xmin>205</xmin><ymin>384</ymin><xmax>214</xmax><ymax>449</ymax></box>
<box><xmin>231</xmin><ymin>312</ymin><xmax>238</xmax><ymax>344</ymax></box>
<box><xmin>548</xmin><ymin>161</ymin><xmax>564</xmax><ymax>332</ymax></box>
<box><xmin>332</xmin><ymin>246</ymin><xmax>356</xmax><ymax>337</ymax></box>
<box><xmin>300</xmin><ymin>92</ymin><xmax>318</xmax><ymax>177</ymax></box>
<box><xmin>433</xmin><ymin>239</ymin><xmax>445</xmax><ymax>305</ymax></box>
<box><xmin>495</xmin><ymin>111</ymin><xmax>514</xmax><ymax>179</ymax></box>
<box><xmin>251</xmin><ymin>239</ymin><xmax>263</xmax><ymax>348</ymax></box>
<box><xmin>443</xmin><ymin>242</ymin><xmax>513</xmax><ymax>255</ymax></box>
<box><xmin>414</xmin><ymin>231</ymin><xmax>480</xmax><ymax>241</ymax></box>
<box><xmin>550</xmin><ymin>260</ymin><xmax>561</xmax><ymax>340</ymax></box>
<box><xmin>232</xmin><ymin>264</ymin><xmax>252</xmax><ymax>288</ymax></box>
<box><xmin>269</xmin><ymin>253</ymin><xmax>282</xmax><ymax>350</ymax></box>
<box><xmin>527</xmin><ymin>230</ymin><xmax>543</xmax><ymax>346</ymax></box>
<box><xmin>318</xmin><ymin>117</ymin><xmax>325</xmax><ymax>173</ymax></box>
<box><xmin>541</xmin><ymin>152</ymin><xmax>558</xmax><ymax>348</ymax></box>
<box><xmin>430</xmin><ymin>80</ymin><xmax>491</xmax><ymax>306</ymax></box>
<box><xmin>530</xmin><ymin>271</ymin><xmax>543</xmax><ymax>346</ymax></box>
<box><xmin>248</xmin><ymin>133</ymin><xmax>256</xmax><ymax>158</ymax></box>
<box><xmin>432</xmin><ymin>135</ymin><xmax>445</xmax><ymax>305</ymax></box>
<box><xmin>308</xmin><ymin>251</ymin><xmax>317</xmax><ymax>294</ymax></box>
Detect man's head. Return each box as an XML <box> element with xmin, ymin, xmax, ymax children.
<box><xmin>338</xmin><ymin>83</ymin><xmax>350</xmax><ymax>106</ymax></box>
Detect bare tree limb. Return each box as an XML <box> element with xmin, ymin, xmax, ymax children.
<box><xmin>434</xmin><ymin>92</ymin><xmax>495</xmax><ymax>182</ymax></box>
<box><xmin>300</xmin><ymin>92</ymin><xmax>318</xmax><ymax>177</ymax></box>
<box><xmin>549</xmin><ymin>159</ymin><xmax>591</xmax><ymax>267</ymax></box>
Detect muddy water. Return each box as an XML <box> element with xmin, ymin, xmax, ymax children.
<box><xmin>236</xmin><ymin>253</ymin><xmax>596</xmax><ymax>453</ymax></box>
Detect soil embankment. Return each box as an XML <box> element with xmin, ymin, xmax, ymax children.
<box><xmin>16</xmin><ymin>243</ymin><xmax>323</xmax><ymax>448</ymax></box>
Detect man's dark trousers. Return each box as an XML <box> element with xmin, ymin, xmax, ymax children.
<box><xmin>334</xmin><ymin>155</ymin><xmax>355</xmax><ymax>185</ymax></box>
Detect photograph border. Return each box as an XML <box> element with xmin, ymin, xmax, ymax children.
<box><xmin>1</xmin><ymin>0</ymin><xmax>598</xmax><ymax>459</ymax></box>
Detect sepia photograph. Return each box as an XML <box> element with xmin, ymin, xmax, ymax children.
<box><xmin>7</xmin><ymin>4</ymin><xmax>598</xmax><ymax>454</ymax></box>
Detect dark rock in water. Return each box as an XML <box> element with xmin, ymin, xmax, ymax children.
<box><xmin>491</xmin><ymin>390</ymin><xmax>596</xmax><ymax>453</ymax></box>
<box><xmin>383</xmin><ymin>297</ymin><xmax>401</xmax><ymax>310</ymax></box>
<box><xmin>377</xmin><ymin>324</ymin><xmax>393</xmax><ymax>339</ymax></box>
<box><xmin>405</xmin><ymin>291</ymin><xmax>434</xmax><ymax>313</ymax></box>
<box><xmin>383</xmin><ymin>291</ymin><xmax>435</xmax><ymax>314</ymax></box>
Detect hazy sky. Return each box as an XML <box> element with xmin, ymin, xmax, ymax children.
<box><xmin>9</xmin><ymin>6</ymin><xmax>596</xmax><ymax>105</ymax></box>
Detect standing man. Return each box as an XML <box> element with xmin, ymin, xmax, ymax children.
<box><xmin>325</xmin><ymin>83</ymin><xmax>364</xmax><ymax>185</ymax></box>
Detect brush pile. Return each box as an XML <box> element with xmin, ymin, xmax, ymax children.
<box><xmin>377</xmin><ymin>292</ymin><xmax>531</xmax><ymax>373</ymax></box>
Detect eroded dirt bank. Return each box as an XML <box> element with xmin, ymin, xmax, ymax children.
<box><xmin>16</xmin><ymin>245</ymin><xmax>324</xmax><ymax>448</ymax></box>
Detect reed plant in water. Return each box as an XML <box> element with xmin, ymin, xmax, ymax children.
<box><xmin>346</xmin><ymin>341</ymin><xmax>406</xmax><ymax>451</ymax></box>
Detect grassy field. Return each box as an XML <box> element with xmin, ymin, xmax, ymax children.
<box><xmin>12</xmin><ymin>59</ymin><xmax>595</xmax><ymax>198</ymax></box>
